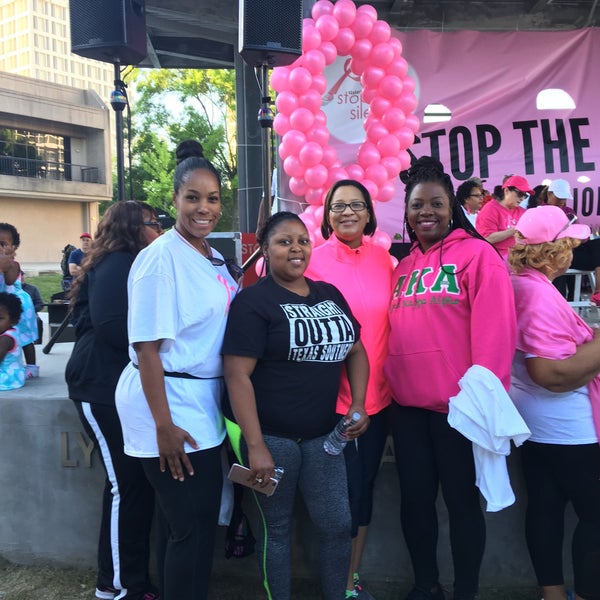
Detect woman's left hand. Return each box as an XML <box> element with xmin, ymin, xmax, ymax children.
<box><xmin>344</xmin><ymin>405</ymin><xmax>370</xmax><ymax>440</ymax></box>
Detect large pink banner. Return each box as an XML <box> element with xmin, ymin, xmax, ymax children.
<box><xmin>317</xmin><ymin>28</ymin><xmax>600</xmax><ymax>238</ymax></box>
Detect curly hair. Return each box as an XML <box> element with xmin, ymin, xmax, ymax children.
<box><xmin>0</xmin><ymin>291</ymin><xmax>23</xmax><ymax>324</ymax></box>
<box><xmin>69</xmin><ymin>201</ymin><xmax>148</xmax><ymax>301</ymax></box>
<box><xmin>0</xmin><ymin>223</ymin><xmax>20</xmax><ymax>247</ymax></box>
<box><xmin>320</xmin><ymin>179</ymin><xmax>377</xmax><ymax>240</ymax></box>
<box><xmin>508</xmin><ymin>234</ymin><xmax>580</xmax><ymax>274</ymax></box>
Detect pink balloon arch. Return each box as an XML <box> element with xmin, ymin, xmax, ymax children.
<box><xmin>270</xmin><ymin>0</ymin><xmax>418</xmax><ymax>258</ymax></box>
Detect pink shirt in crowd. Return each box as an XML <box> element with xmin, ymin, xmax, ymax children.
<box><xmin>476</xmin><ymin>199</ymin><xmax>525</xmax><ymax>260</ymax></box>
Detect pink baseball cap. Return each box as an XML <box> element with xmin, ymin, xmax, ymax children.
<box><xmin>502</xmin><ymin>175</ymin><xmax>535</xmax><ymax>196</ymax></box>
<box><xmin>515</xmin><ymin>205</ymin><xmax>590</xmax><ymax>245</ymax></box>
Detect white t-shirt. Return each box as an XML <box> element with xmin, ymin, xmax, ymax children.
<box><xmin>116</xmin><ymin>229</ymin><xmax>237</xmax><ymax>457</ymax></box>
<box><xmin>511</xmin><ymin>350</ymin><xmax>597</xmax><ymax>444</ymax></box>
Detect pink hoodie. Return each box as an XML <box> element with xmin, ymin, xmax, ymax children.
<box><xmin>385</xmin><ymin>229</ymin><xmax>516</xmax><ymax>413</ymax></box>
<box><xmin>305</xmin><ymin>234</ymin><xmax>393</xmax><ymax>415</ymax></box>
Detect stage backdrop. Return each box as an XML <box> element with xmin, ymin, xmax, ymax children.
<box><xmin>281</xmin><ymin>28</ymin><xmax>600</xmax><ymax>239</ymax></box>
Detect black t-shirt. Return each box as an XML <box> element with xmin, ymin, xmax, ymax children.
<box><xmin>222</xmin><ymin>276</ymin><xmax>360</xmax><ymax>439</ymax></box>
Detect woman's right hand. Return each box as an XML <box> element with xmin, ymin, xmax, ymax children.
<box><xmin>156</xmin><ymin>422</ymin><xmax>199</xmax><ymax>482</ymax></box>
<box><xmin>247</xmin><ymin>442</ymin><xmax>275</xmax><ymax>490</ymax></box>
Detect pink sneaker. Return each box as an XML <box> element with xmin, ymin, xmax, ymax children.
<box><xmin>591</xmin><ymin>291</ymin><xmax>600</xmax><ymax>306</ymax></box>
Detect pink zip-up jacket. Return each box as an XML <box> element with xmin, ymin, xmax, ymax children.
<box><xmin>385</xmin><ymin>229</ymin><xmax>517</xmax><ymax>413</ymax></box>
<box><xmin>305</xmin><ymin>234</ymin><xmax>393</xmax><ymax>415</ymax></box>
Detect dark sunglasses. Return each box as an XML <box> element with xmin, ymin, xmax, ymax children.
<box><xmin>208</xmin><ymin>256</ymin><xmax>244</xmax><ymax>283</ymax></box>
<box><xmin>144</xmin><ymin>221</ymin><xmax>162</xmax><ymax>232</ymax></box>
<box><xmin>508</xmin><ymin>187</ymin><xmax>527</xmax><ymax>199</ymax></box>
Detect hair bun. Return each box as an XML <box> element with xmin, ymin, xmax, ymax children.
<box><xmin>175</xmin><ymin>139</ymin><xmax>204</xmax><ymax>164</ymax></box>
<box><xmin>409</xmin><ymin>156</ymin><xmax>445</xmax><ymax>178</ymax></box>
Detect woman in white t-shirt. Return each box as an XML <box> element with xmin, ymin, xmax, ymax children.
<box><xmin>508</xmin><ymin>205</ymin><xmax>600</xmax><ymax>600</ymax></box>
<box><xmin>116</xmin><ymin>156</ymin><xmax>239</xmax><ymax>600</ymax></box>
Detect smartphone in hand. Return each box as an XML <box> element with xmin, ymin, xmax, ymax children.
<box><xmin>227</xmin><ymin>463</ymin><xmax>280</xmax><ymax>497</ymax></box>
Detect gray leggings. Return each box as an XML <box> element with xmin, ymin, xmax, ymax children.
<box><xmin>245</xmin><ymin>434</ymin><xmax>351</xmax><ymax>600</ymax></box>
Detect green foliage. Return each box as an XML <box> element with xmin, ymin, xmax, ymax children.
<box><xmin>122</xmin><ymin>68</ymin><xmax>239</xmax><ymax>231</ymax></box>
<box><xmin>24</xmin><ymin>272</ymin><xmax>62</xmax><ymax>305</ymax></box>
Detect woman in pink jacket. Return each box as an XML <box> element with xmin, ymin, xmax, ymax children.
<box><xmin>385</xmin><ymin>157</ymin><xmax>517</xmax><ymax>600</ymax></box>
<box><xmin>305</xmin><ymin>179</ymin><xmax>393</xmax><ymax>600</ymax></box>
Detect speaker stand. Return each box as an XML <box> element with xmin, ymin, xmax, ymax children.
<box><xmin>110</xmin><ymin>61</ymin><xmax>127</xmax><ymax>201</ymax></box>
<box><xmin>257</xmin><ymin>61</ymin><xmax>274</xmax><ymax>228</ymax></box>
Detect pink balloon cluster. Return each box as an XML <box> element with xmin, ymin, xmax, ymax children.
<box><xmin>270</xmin><ymin>0</ymin><xmax>419</xmax><ymax>252</ymax></box>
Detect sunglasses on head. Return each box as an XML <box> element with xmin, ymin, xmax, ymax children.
<box><xmin>551</xmin><ymin>213</ymin><xmax>578</xmax><ymax>242</ymax></box>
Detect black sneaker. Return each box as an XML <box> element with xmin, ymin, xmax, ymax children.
<box><xmin>96</xmin><ymin>587</ymin><xmax>119</xmax><ymax>600</ymax></box>
<box><xmin>406</xmin><ymin>585</ymin><xmax>446</xmax><ymax>600</ymax></box>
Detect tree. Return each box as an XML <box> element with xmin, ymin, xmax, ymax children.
<box><xmin>125</xmin><ymin>68</ymin><xmax>238</xmax><ymax>231</ymax></box>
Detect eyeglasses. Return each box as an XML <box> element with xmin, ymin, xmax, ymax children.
<box><xmin>469</xmin><ymin>193</ymin><xmax>484</xmax><ymax>199</ymax></box>
<box><xmin>551</xmin><ymin>213</ymin><xmax>577</xmax><ymax>242</ymax></box>
<box><xmin>144</xmin><ymin>221</ymin><xmax>162</xmax><ymax>232</ymax></box>
<box><xmin>208</xmin><ymin>256</ymin><xmax>244</xmax><ymax>283</ymax></box>
<box><xmin>508</xmin><ymin>187</ymin><xmax>527</xmax><ymax>199</ymax></box>
<box><xmin>329</xmin><ymin>201</ymin><xmax>368</xmax><ymax>213</ymax></box>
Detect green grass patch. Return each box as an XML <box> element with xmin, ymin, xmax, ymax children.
<box><xmin>23</xmin><ymin>272</ymin><xmax>64</xmax><ymax>305</ymax></box>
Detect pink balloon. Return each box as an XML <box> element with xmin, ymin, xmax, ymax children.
<box><xmin>351</xmin><ymin>12</ymin><xmax>374</xmax><ymax>39</ymax></box>
<box><xmin>278</xmin><ymin>140</ymin><xmax>291</xmax><ymax>160</ymax></box>
<box><xmin>366</xmin><ymin>163</ymin><xmax>389</xmax><ymax>187</ymax></box>
<box><xmin>273</xmin><ymin>113</ymin><xmax>290</xmax><ymax>136</ymax></box>
<box><xmin>361</xmin><ymin>65</ymin><xmax>385</xmax><ymax>88</ymax></box>
<box><xmin>327</xmin><ymin>167</ymin><xmax>349</xmax><ymax>186</ymax></box>
<box><xmin>349</xmin><ymin>57</ymin><xmax>368</xmax><ymax>76</ymax></box>
<box><xmin>282</xmin><ymin>129</ymin><xmax>307</xmax><ymax>154</ymax></box>
<box><xmin>289</xmin><ymin>176</ymin><xmax>308</xmax><ymax>197</ymax></box>
<box><xmin>361</xmin><ymin>87</ymin><xmax>377</xmax><ymax>104</ymax></box>
<box><xmin>378</xmin><ymin>180</ymin><xmax>396</xmax><ymax>202</ymax></box>
<box><xmin>307</xmin><ymin>126</ymin><xmax>330</xmax><ymax>146</ymax></box>
<box><xmin>369</xmin><ymin>21</ymin><xmax>391</xmax><ymax>44</ymax></box>
<box><xmin>366</xmin><ymin>121</ymin><xmax>389</xmax><ymax>143</ymax></box>
<box><xmin>372</xmin><ymin>230</ymin><xmax>392</xmax><ymax>250</ymax></box>
<box><xmin>299</xmin><ymin>211</ymin><xmax>316</xmax><ymax>231</ymax></box>
<box><xmin>283</xmin><ymin>155</ymin><xmax>305</xmax><ymax>178</ymax></box>
<box><xmin>357</xmin><ymin>142</ymin><xmax>381</xmax><ymax>167</ymax></box>
<box><xmin>382</xmin><ymin>107</ymin><xmax>406</xmax><ymax>131</ymax></box>
<box><xmin>334</xmin><ymin>27</ymin><xmax>355</xmax><ymax>55</ymax></box>
<box><xmin>270</xmin><ymin>67</ymin><xmax>290</xmax><ymax>92</ymax></box>
<box><xmin>306</xmin><ymin>187</ymin><xmax>326</xmax><ymax>205</ymax></box>
<box><xmin>388</xmin><ymin>56</ymin><xmax>408</xmax><ymax>79</ymax></box>
<box><xmin>299</xmin><ymin>141</ymin><xmax>324</xmax><ymax>167</ymax></box>
<box><xmin>333</xmin><ymin>0</ymin><xmax>357</xmax><ymax>27</ymax></box>
<box><xmin>371</xmin><ymin>43</ymin><xmax>394</xmax><ymax>67</ymax></box>
<box><xmin>405</xmin><ymin>113</ymin><xmax>420</xmax><ymax>133</ymax></box>
<box><xmin>389</xmin><ymin>37</ymin><xmax>403</xmax><ymax>55</ymax></box>
<box><xmin>298</xmin><ymin>88</ymin><xmax>323</xmax><ymax>113</ymax></box>
<box><xmin>320</xmin><ymin>41</ymin><xmax>338</xmax><ymax>65</ymax></box>
<box><xmin>275</xmin><ymin>91</ymin><xmax>299</xmax><ymax>115</ymax></box>
<box><xmin>346</xmin><ymin>164</ymin><xmax>365</xmax><ymax>180</ymax></box>
<box><xmin>316</xmin><ymin>14</ymin><xmax>339</xmax><ymax>42</ymax></box>
<box><xmin>381</xmin><ymin>156</ymin><xmax>402</xmax><ymax>179</ymax></box>
<box><xmin>288</xmin><ymin>67</ymin><xmax>312</xmax><ymax>94</ymax></box>
<box><xmin>403</xmin><ymin>76</ymin><xmax>416</xmax><ymax>95</ymax></box>
<box><xmin>255</xmin><ymin>257</ymin><xmax>265</xmax><ymax>277</ymax></box>
<box><xmin>310</xmin><ymin>74</ymin><xmax>328</xmax><ymax>94</ymax></box>
<box><xmin>313</xmin><ymin>205</ymin><xmax>325</xmax><ymax>222</ymax></box>
<box><xmin>370</xmin><ymin>96</ymin><xmax>392</xmax><ymax>118</ymax></box>
<box><xmin>363</xmin><ymin>179</ymin><xmax>379</xmax><ymax>200</ymax></box>
<box><xmin>304</xmin><ymin>164</ymin><xmax>329</xmax><ymax>188</ymax></box>
<box><xmin>377</xmin><ymin>133</ymin><xmax>401</xmax><ymax>157</ymax></box>
<box><xmin>379</xmin><ymin>75</ymin><xmax>404</xmax><ymax>99</ymax></box>
<box><xmin>395</xmin><ymin>126</ymin><xmax>416</xmax><ymax>149</ymax></box>
<box><xmin>302</xmin><ymin>25</ymin><xmax>322</xmax><ymax>52</ymax></box>
<box><xmin>350</xmin><ymin>38</ymin><xmax>372</xmax><ymax>61</ymax></box>
<box><xmin>289</xmin><ymin>107</ymin><xmax>315</xmax><ymax>132</ymax></box>
<box><xmin>396</xmin><ymin>92</ymin><xmax>417</xmax><ymax>113</ymax></box>
<box><xmin>311</xmin><ymin>0</ymin><xmax>333</xmax><ymax>20</ymax></box>
<box><xmin>314</xmin><ymin>110</ymin><xmax>327</xmax><ymax>127</ymax></box>
<box><xmin>398</xmin><ymin>149</ymin><xmax>412</xmax><ymax>171</ymax></box>
<box><xmin>322</xmin><ymin>146</ymin><xmax>338</xmax><ymax>167</ymax></box>
<box><xmin>312</xmin><ymin>228</ymin><xmax>325</xmax><ymax>247</ymax></box>
<box><xmin>302</xmin><ymin>49</ymin><xmax>326</xmax><ymax>75</ymax></box>
<box><xmin>356</xmin><ymin>4</ymin><xmax>378</xmax><ymax>22</ymax></box>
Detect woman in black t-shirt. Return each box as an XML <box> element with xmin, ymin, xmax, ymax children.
<box><xmin>223</xmin><ymin>212</ymin><xmax>369</xmax><ymax>600</ymax></box>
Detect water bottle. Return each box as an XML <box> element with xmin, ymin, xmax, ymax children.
<box><xmin>323</xmin><ymin>411</ymin><xmax>361</xmax><ymax>455</ymax></box>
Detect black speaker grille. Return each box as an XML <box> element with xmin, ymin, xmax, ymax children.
<box><xmin>240</xmin><ymin>0</ymin><xmax>303</xmax><ymax>67</ymax></box>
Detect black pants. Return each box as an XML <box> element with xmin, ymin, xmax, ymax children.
<box><xmin>142</xmin><ymin>445</ymin><xmax>222</xmax><ymax>600</ymax></box>
<box><xmin>75</xmin><ymin>401</ymin><xmax>155</xmax><ymax>600</ymax></box>
<box><xmin>521</xmin><ymin>441</ymin><xmax>600</xmax><ymax>600</ymax></box>
<box><xmin>391</xmin><ymin>404</ymin><xmax>485</xmax><ymax>598</ymax></box>
<box><xmin>554</xmin><ymin>239</ymin><xmax>600</xmax><ymax>299</ymax></box>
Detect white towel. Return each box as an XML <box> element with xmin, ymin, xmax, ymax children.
<box><xmin>448</xmin><ymin>365</ymin><xmax>530</xmax><ymax>512</ymax></box>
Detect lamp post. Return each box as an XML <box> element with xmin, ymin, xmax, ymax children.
<box><xmin>110</xmin><ymin>62</ymin><xmax>127</xmax><ymax>201</ymax></box>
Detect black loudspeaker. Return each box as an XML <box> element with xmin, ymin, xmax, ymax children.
<box><xmin>70</xmin><ymin>0</ymin><xmax>147</xmax><ymax>65</ymax></box>
<box><xmin>239</xmin><ymin>0</ymin><xmax>303</xmax><ymax>67</ymax></box>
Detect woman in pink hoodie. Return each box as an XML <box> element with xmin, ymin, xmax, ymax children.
<box><xmin>385</xmin><ymin>157</ymin><xmax>517</xmax><ymax>600</ymax></box>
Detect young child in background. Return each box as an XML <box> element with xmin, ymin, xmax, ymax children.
<box><xmin>0</xmin><ymin>291</ymin><xmax>25</xmax><ymax>391</ymax></box>
<box><xmin>21</xmin><ymin>271</ymin><xmax>44</xmax><ymax>345</ymax></box>
<box><xmin>0</xmin><ymin>223</ymin><xmax>40</xmax><ymax>378</ymax></box>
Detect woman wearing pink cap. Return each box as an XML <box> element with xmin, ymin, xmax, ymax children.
<box><xmin>509</xmin><ymin>205</ymin><xmax>600</xmax><ymax>600</ymax></box>
<box><xmin>476</xmin><ymin>175</ymin><xmax>535</xmax><ymax>260</ymax></box>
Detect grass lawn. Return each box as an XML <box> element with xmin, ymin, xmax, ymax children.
<box><xmin>23</xmin><ymin>272</ymin><xmax>64</xmax><ymax>305</ymax></box>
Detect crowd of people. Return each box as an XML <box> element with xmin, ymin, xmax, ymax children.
<box><xmin>3</xmin><ymin>150</ymin><xmax>599</xmax><ymax>600</ymax></box>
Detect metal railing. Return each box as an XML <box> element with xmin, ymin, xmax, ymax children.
<box><xmin>0</xmin><ymin>155</ymin><xmax>101</xmax><ymax>183</ymax></box>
